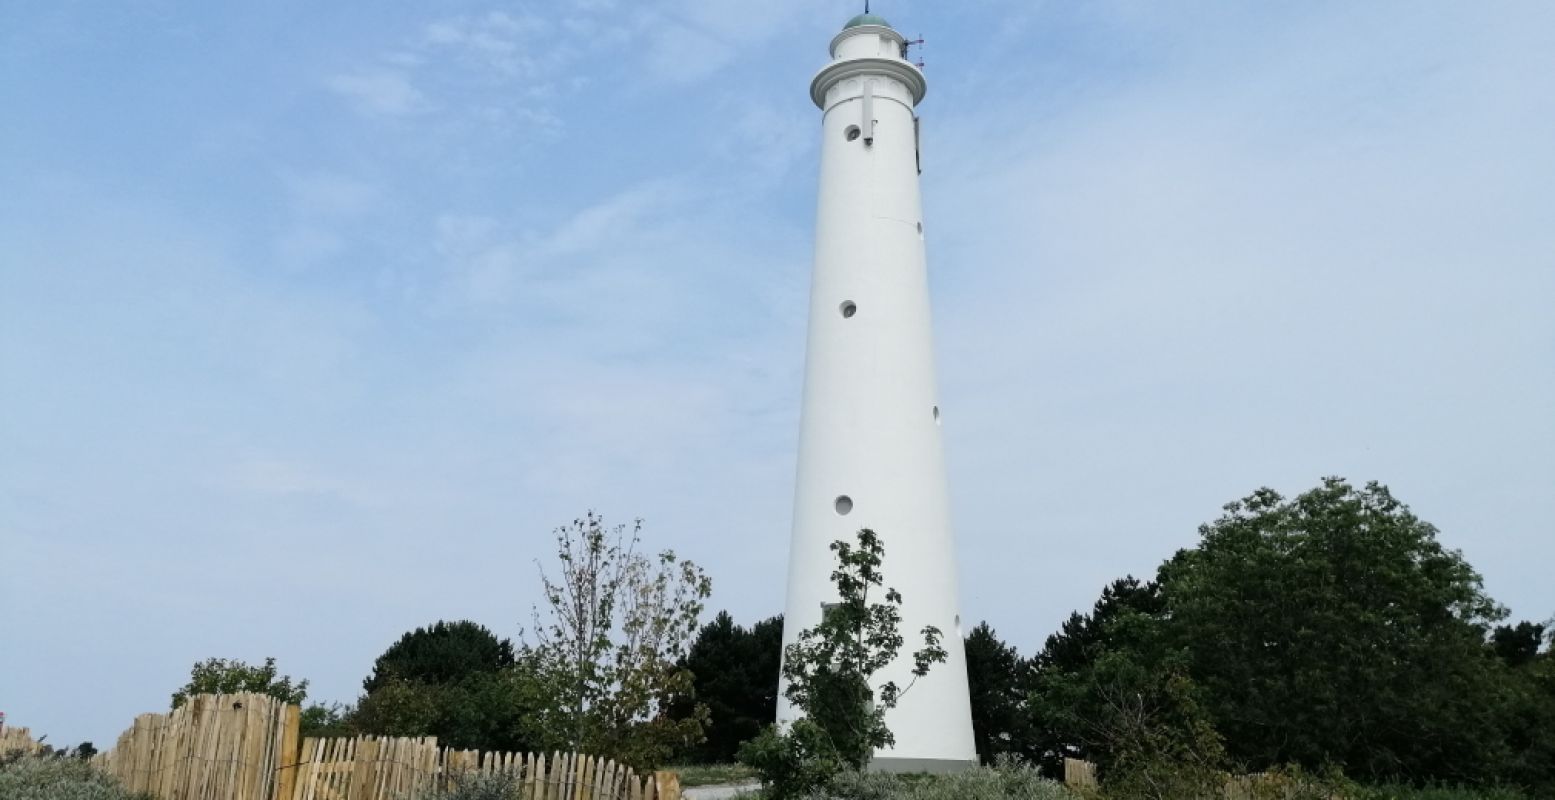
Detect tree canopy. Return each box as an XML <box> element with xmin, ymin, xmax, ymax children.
<box><xmin>170</xmin><ymin>657</ymin><xmax>307</xmax><ymax>709</ymax></box>
<box><xmin>363</xmin><ymin>620</ymin><xmax>515</xmax><ymax>694</ymax></box>
<box><xmin>1025</xmin><ymin>478</ymin><xmax>1554</xmax><ymax>792</ymax></box>
<box><xmin>673</xmin><ymin>611</ymin><xmax>784</xmax><ymax>763</ymax></box>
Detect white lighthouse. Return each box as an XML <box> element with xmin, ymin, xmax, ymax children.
<box><xmin>778</xmin><ymin>11</ymin><xmax>977</xmax><ymax>772</ymax></box>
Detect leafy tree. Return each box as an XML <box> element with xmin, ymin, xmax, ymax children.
<box><xmin>352</xmin><ymin>622</ymin><xmax>555</xmax><ymax>753</ymax></box>
<box><xmin>740</xmin><ymin>529</ymin><xmax>947</xmax><ymax>798</ymax></box>
<box><xmin>1029</xmin><ymin>478</ymin><xmax>1549</xmax><ymax>790</ymax></box>
<box><xmin>1499</xmin><ymin>621</ymin><xmax>1555</xmax><ymax>793</ymax></box>
<box><xmin>524</xmin><ymin>513</ymin><xmax>713</xmax><ymax>770</ymax></box>
<box><xmin>1491</xmin><ymin>621</ymin><xmax>1546</xmax><ymax>668</ymax></box>
<box><xmin>1023</xmin><ymin>577</ymin><xmax>1163</xmax><ymax>774</ymax></box>
<box><xmin>364</xmin><ymin>620</ymin><xmax>516</xmax><ymax>693</ymax></box>
<box><xmin>673</xmin><ymin>611</ymin><xmax>784</xmax><ymax>763</ymax></box>
<box><xmin>1029</xmin><ymin>610</ymin><xmax>1227</xmax><ymax>798</ymax></box>
<box><xmin>171</xmin><ymin>657</ymin><xmax>307</xmax><ymax>709</ymax></box>
<box><xmin>299</xmin><ymin>703</ymin><xmax>354</xmax><ymax>739</ymax></box>
<box><xmin>1158</xmin><ymin>479</ymin><xmax>1509</xmax><ymax>782</ymax></box>
<box><xmin>964</xmin><ymin>622</ymin><xmax>1031</xmax><ymax>766</ymax></box>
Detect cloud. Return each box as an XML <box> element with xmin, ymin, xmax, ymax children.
<box><xmin>284</xmin><ymin>172</ymin><xmax>380</xmax><ymax>217</ymax></box>
<box><xmin>326</xmin><ymin>69</ymin><xmax>427</xmax><ymax>116</ymax></box>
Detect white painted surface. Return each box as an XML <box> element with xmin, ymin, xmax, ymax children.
<box><xmin>778</xmin><ymin>20</ymin><xmax>977</xmax><ymax>767</ymax></box>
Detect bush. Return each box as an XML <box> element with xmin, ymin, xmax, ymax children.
<box><xmin>797</xmin><ymin>758</ymin><xmax>1074</xmax><ymax>800</ymax></box>
<box><xmin>0</xmin><ymin>753</ymin><xmax>150</xmax><ymax>800</ymax></box>
<box><xmin>420</xmin><ymin>770</ymin><xmax>524</xmax><ymax>800</ymax></box>
<box><xmin>738</xmin><ymin>721</ymin><xmax>845</xmax><ymax>799</ymax></box>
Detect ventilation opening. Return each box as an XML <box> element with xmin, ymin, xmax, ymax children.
<box><xmin>840</xmin><ymin>301</ymin><xmax>857</xmax><ymax>318</ymax></box>
<box><xmin>917</xmin><ymin>221</ymin><xmax>923</xmax><ymax>234</ymax></box>
<box><xmin>845</xmin><ymin>125</ymin><xmax>862</xmax><ymax>142</ymax></box>
<box><xmin>834</xmin><ymin>495</ymin><xmax>853</xmax><ymax>515</ymax></box>
<box><xmin>933</xmin><ymin>405</ymin><xmax>941</xmax><ymax>424</ymax></box>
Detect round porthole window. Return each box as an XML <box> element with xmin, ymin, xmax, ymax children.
<box><xmin>840</xmin><ymin>301</ymin><xmax>857</xmax><ymax>318</ymax></box>
<box><xmin>834</xmin><ymin>495</ymin><xmax>854</xmax><ymax>515</ymax></box>
<box><xmin>845</xmin><ymin>125</ymin><xmax>862</xmax><ymax>142</ymax></box>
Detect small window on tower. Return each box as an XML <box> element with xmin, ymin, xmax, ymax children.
<box><xmin>845</xmin><ymin>125</ymin><xmax>862</xmax><ymax>142</ymax></box>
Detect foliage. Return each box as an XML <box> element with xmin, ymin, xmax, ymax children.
<box><xmin>353</xmin><ymin>656</ymin><xmax>562</xmax><ymax>753</ymax></box>
<box><xmin>1490</xmin><ymin>622</ymin><xmax>1545</xmax><ymax>668</ymax></box>
<box><xmin>1023</xmin><ymin>577</ymin><xmax>1164</xmax><ymax>774</ymax></box>
<box><xmin>1158</xmin><ymin>479</ymin><xmax>1511</xmax><ymax>783</ymax></box>
<box><xmin>364</xmin><ymin>620</ymin><xmax>516</xmax><ymax>694</ymax></box>
<box><xmin>795</xmin><ymin>756</ymin><xmax>1074</xmax><ymax>800</ymax></box>
<box><xmin>1034</xmin><ymin>643</ymin><xmax>1226</xmax><ymax>800</ymax></box>
<box><xmin>420</xmin><ymin>769</ymin><xmax>524</xmax><ymax>800</ymax></box>
<box><xmin>300</xmin><ymin>702</ymin><xmax>355</xmax><ymax>739</ymax></box>
<box><xmin>964</xmin><ymin>622</ymin><xmax>1032</xmax><ymax>765</ymax></box>
<box><xmin>0</xmin><ymin>752</ymin><xmax>152</xmax><ymax>800</ymax></box>
<box><xmin>738</xmin><ymin>721</ymin><xmax>847</xmax><ymax>800</ymax></box>
<box><xmin>524</xmin><ymin>512</ymin><xmax>713</xmax><ymax>771</ymax></box>
<box><xmin>1346</xmin><ymin>785</ymin><xmax>1529</xmax><ymax>800</ymax></box>
<box><xmin>673</xmin><ymin>611</ymin><xmax>784</xmax><ymax>763</ymax></box>
<box><xmin>741</xmin><ymin>529</ymin><xmax>947</xmax><ymax>798</ymax></box>
<box><xmin>170</xmin><ymin>656</ymin><xmax>307</xmax><ymax>709</ymax></box>
<box><xmin>665</xmin><ymin>761</ymin><xmax>760</xmax><ymax>787</ymax></box>
<box><xmin>1027</xmin><ymin>477</ymin><xmax>1555</xmax><ymax>793</ymax></box>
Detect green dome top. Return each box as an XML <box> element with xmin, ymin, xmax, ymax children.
<box><xmin>844</xmin><ymin>12</ymin><xmax>892</xmax><ymax>29</ymax></box>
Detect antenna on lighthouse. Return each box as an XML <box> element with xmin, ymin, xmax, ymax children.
<box><xmin>905</xmin><ymin>35</ymin><xmax>926</xmax><ymax>69</ymax></box>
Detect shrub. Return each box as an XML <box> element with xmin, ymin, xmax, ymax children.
<box><xmin>797</xmin><ymin>757</ymin><xmax>1074</xmax><ymax>799</ymax></box>
<box><xmin>420</xmin><ymin>770</ymin><xmax>524</xmax><ymax>800</ymax></box>
<box><xmin>0</xmin><ymin>753</ymin><xmax>151</xmax><ymax>800</ymax></box>
<box><xmin>738</xmin><ymin>721</ymin><xmax>846</xmax><ymax>800</ymax></box>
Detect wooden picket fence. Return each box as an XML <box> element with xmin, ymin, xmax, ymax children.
<box><xmin>91</xmin><ymin>692</ymin><xmax>680</xmax><ymax>800</ymax></box>
<box><xmin>291</xmin><ymin>736</ymin><xmax>680</xmax><ymax>800</ymax></box>
<box><xmin>1</xmin><ymin>725</ymin><xmax>43</xmax><ymax>755</ymax></box>
<box><xmin>94</xmin><ymin>693</ymin><xmax>301</xmax><ymax>800</ymax></box>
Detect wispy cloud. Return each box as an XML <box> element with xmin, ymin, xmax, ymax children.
<box><xmin>326</xmin><ymin>69</ymin><xmax>427</xmax><ymax>116</ymax></box>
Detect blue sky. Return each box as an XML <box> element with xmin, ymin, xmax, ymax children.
<box><xmin>3</xmin><ymin>0</ymin><xmax>1552</xmax><ymax>746</ymax></box>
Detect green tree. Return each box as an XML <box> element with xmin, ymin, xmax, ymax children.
<box><xmin>1491</xmin><ymin>621</ymin><xmax>1546</xmax><ymax>668</ymax></box>
<box><xmin>1029</xmin><ymin>609</ymin><xmax>1227</xmax><ymax>798</ymax></box>
<box><xmin>170</xmin><ymin>657</ymin><xmax>307</xmax><ymax>709</ymax></box>
<box><xmin>299</xmin><ymin>703</ymin><xmax>355</xmax><ymax>739</ymax></box>
<box><xmin>353</xmin><ymin>622</ymin><xmax>554</xmax><ymax>753</ymax></box>
<box><xmin>1023</xmin><ymin>577</ymin><xmax>1163</xmax><ymax>774</ymax></box>
<box><xmin>963</xmin><ymin>622</ymin><xmax>1030</xmax><ymax>765</ymax></box>
<box><xmin>673</xmin><ymin>611</ymin><xmax>784</xmax><ymax>763</ymax></box>
<box><xmin>524</xmin><ymin>512</ymin><xmax>712</xmax><ymax>770</ymax></box>
<box><xmin>740</xmin><ymin>529</ymin><xmax>946</xmax><ymax>798</ymax></box>
<box><xmin>364</xmin><ymin>620</ymin><xmax>516</xmax><ymax>693</ymax></box>
<box><xmin>1499</xmin><ymin>622</ymin><xmax>1555</xmax><ymax>793</ymax></box>
<box><xmin>1159</xmin><ymin>479</ymin><xmax>1509</xmax><ymax>782</ymax></box>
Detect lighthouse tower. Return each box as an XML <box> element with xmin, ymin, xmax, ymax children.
<box><xmin>778</xmin><ymin>11</ymin><xmax>976</xmax><ymax>772</ymax></box>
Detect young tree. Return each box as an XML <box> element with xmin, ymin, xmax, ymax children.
<box><xmin>170</xmin><ymin>657</ymin><xmax>307</xmax><ymax>709</ymax></box>
<box><xmin>524</xmin><ymin>512</ymin><xmax>712</xmax><ymax>770</ymax></box>
<box><xmin>740</xmin><ymin>529</ymin><xmax>946</xmax><ymax>798</ymax></box>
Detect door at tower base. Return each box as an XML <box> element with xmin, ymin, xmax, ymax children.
<box><xmin>778</xmin><ymin>13</ymin><xmax>977</xmax><ymax>772</ymax></box>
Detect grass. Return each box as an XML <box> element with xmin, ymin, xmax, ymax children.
<box><xmin>667</xmin><ymin>762</ymin><xmax>761</xmax><ymax>787</ymax></box>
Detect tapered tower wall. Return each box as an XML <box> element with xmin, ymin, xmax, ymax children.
<box><xmin>778</xmin><ymin>19</ymin><xmax>977</xmax><ymax>772</ymax></box>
